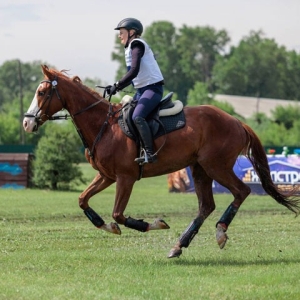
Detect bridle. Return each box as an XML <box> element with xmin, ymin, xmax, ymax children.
<box><xmin>24</xmin><ymin>79</ymin><xmax>69</xmax><ymax>126</ymax></box>
<box><xmin>24</xmin><ymin>78</ymin><xmax>117</xmax><ymax>158</ymax></box>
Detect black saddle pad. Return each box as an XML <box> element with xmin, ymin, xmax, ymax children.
<box><xmin>154</xmin><ymin>111</ymin><xmax>186</xmax><ymax>138</ymax></box>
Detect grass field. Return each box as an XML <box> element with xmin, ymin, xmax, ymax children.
<box><xmin>0</xmin><ymin>164</ymin><xmax>299</xmax><ymax>299</ymax></box>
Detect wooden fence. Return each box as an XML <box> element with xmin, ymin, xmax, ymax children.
<box><xmin>0</xmin><ymin>153</ymin><xmax>34</xmax><ymax>188</ymax></box>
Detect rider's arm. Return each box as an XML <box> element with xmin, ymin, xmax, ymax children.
<box><xmin>117</xmin><ymin>41</ymin><xmax>145</xmax><ymax>89</ymax></box>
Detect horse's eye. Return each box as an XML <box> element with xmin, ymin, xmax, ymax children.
<box><xmin>38</xmin><ymin>91</ymin><xmax>45</xmax><ymax>96</ymax></box>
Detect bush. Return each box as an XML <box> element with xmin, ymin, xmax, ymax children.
<box><xmin>32</xmin><ymin>123</ymin><xmax>86</xmax><ymax>190</ymax></box>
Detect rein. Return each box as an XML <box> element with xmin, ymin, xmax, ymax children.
<box><xmin>73</xmin><ymin>99</ymin><xmax>104</xmax><ymax>117</ymax></box>
<box><xmin>70</xmin><ymin>90</ymin><xmax>117</xmax><ymax>157</ymax></box>
<box><xmin>88</xmin><ymin>102</ymin><xmax>114</xmax><ymax>157</ymax></box>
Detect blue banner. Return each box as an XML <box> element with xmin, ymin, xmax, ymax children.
<box><xmin>168</xmin><ymin>155</ymin><xmax>300</xmax><ymax>194</ymax></box>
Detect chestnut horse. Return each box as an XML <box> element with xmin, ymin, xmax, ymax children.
<box><xmin>23</xmin><ymin>65</ymin><xmax>300</xmax><ymax>258</ymax></box>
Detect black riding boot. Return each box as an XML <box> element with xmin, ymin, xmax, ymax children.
<box><xmin>134</xmin><ymin>116</ymin><xmax>157</xmax><ymax>164</ymax></box>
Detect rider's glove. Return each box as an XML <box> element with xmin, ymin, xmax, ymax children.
<box><xmin>106</xmin><ymin>82</ymin><xmax>119</xmax><ymax>95</ymax></box>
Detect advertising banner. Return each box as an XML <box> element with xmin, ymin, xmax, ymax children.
<box><xmin>167</xmin><ymin>155</ymin><xmax>300</xmax><ymax>195</ymax></box>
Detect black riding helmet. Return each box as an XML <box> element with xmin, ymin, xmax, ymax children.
<box><xmin>114</xmin><ymin>18</ymin><xmax>143</xmax><ymax>36</ymax></box>
<box><xmin>114</xmin><ymin>18</ymin><xmax>143</xmax><ymax>48</ymax></box>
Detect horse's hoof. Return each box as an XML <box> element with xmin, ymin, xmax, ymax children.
<box><xmin>216</xmin><ymin>224</ymin><xmax>228</xmax><ymax>249</ymax></box>
<box><xmin>101</xmin><ymin>222</ymin><xmax>121</xmax><ymax>235</ymax></box>
<box><xmin>168</xmin><ymin>246</ymin><xmax>182</xmax><ymax>258</ymax></box>
<box><xmin>149</xmin><ymin>219</ymin><xmax>170</xmax><ymax>230</ymax></box>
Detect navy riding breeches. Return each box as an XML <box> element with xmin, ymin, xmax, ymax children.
<box><xmin>132</xmin><ymin>84</ymin><xmax>163</xmax><ymax>121</ymax></box>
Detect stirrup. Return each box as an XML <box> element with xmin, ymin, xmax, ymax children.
<box><xmin>134</xmin><ymin>149</ymin><xmax>157</xmax><ymax>165</ymax></box>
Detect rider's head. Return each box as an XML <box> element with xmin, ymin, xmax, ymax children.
<box><xmin>114</xmin><ymin>18</ymin><xmax>143</xmax><ymax>47</ymax></box>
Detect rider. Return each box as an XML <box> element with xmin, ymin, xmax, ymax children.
<box><xmin>107</xmin><ymin>17</ymin><xmax>164</xmax><ymax>164</ymax></box>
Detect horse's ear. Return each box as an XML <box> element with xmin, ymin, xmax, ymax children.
<box><xmin>72</xmin><ymin>76</ymin><xmax>82</xmax><ymax>83</ymax></box>
<box><xmin>41</xmin><ymin>65</ymin><xmax>48</xmax><ymax>72</ymax></box>
<box><xmin>41</xmin><ymin>65</ymin><xmax>52</xmax><ymax>78</ymax></box>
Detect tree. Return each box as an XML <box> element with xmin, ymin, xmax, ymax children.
<box><xmin>176</xmin><ymin>25</ymin><xmax>230</xmax><ymax>90</ymax></box>
<box><xmin>272</xmin><ymin>104</ymin><xmax>300</xmax><ymax>130</ymax></box>
<box><xmin>187</xmin><ymin>81</ymin><xmax>213</xmax><ymax>106</ymax></box>
<box><xmin>212</xmin><ymin>30</ymin><xmax>300</xmax><ymax>100</ymax></box>
<box><xmin>283</xmin><ymin>50</ymin><xmax>300</xmax><ymax>100</ymax></box>
<box><xmin>246</xmin><ymin>109</ymin><xmax>300</xmax><ymax>146</ymax></box>
<box><xmin>143</xmin><ymin>22</ymin><xmax>187</xmax><ymax>100</ymax></box>
<box><xmin>32</xmin><ymin>123</ymin><xmax>85</xmax><ymax>190</ymax></box>
<box><xmin>0</xmin><ymin>60</ymin><xmax>52</xmax><ymax>109</ymax></box>
<box><xmin>0</xmin><ymin>60</ymin><xmax>55</xmax><ymax>145</ymax></box>
<box><xmin>286</xmin><ymin>119</ymin><xmax>300</xmax><ymax>146</ymax></box>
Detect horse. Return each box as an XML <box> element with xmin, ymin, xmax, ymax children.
<box><xmin>23</xmin><ymin>65</ymin><xmax>300</xmax><ymax>258</ymax></box>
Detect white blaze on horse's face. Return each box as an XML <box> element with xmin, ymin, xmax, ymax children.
<box><xmin>23</xmin><ymin>83</ymin><xmax>43</xmax><ymax>132</ymax></box>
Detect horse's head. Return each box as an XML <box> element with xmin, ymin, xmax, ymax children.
<box><xmin>23</xmin><ymin>65</ymin><xmax>65</xmax><ymax>132</ymax></box>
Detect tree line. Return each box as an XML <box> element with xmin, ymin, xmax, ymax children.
<box><xmin>113</xmin><ymin>22</ymin><xmax>300</xmax><ymax>103</ymax></box>
<box><xmin>1</xmin><ymin>21</ymin><xmax>300</xmax><ymax>148</ymax></box>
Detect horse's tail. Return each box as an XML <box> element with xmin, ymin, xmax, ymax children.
<box><xmin>241</xmin><ymin>123</ymin><xmax>300</xmax><ymax>216</ymax></box>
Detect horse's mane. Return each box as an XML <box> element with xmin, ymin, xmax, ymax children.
<box><xmin>44</xmin><ymin>66</ymin><xmax>122</xmax><ymax>110</ymax></box>
<box><xmin>47</xmin><ymin>67</ymin><xmax>103</xmax><ymax>101</ymax></box>
<box><xmin>71</xmin><ymin>75</ymin><xmax>103</xmax><ymax>100</ymax></box>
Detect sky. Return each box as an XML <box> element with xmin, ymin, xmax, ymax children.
<box><xmin>1</xmin><ymin>0</ymin><xmax>300</xmax><ymax>84</ymax></box>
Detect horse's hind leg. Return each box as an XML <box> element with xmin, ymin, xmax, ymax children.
<box><xmin>212</xmin><ymin>170</ymin><xmax>251</xmax><ymax>249</ymax></box>
<box><xmin>79</xmin><ymin>172</ymin><xmax>121</xmax><ymax>234</ymax></box>
<box><xmin>168</xmin><ymin>163</ymin><xmax>215</xmax><ymax>258</ymax></box>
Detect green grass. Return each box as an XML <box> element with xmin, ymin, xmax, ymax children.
<box><xmin>0</xmin><ymin>164</ymin><xmax>300</xmax><ymax>299</ymax></box>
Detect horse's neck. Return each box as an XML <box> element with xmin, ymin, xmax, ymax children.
<box><xmin>64</xmin><ymin>90</ymin><xmax>108</xmax><ymax>119</ymax></box>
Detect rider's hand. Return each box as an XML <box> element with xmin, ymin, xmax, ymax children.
<box><xmin>106</xmin><ymin>83</ymin><xmax>118</xmax><ymax>95</ymax></box>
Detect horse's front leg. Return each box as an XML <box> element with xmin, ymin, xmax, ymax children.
<box><xmin>112</xmin><ymin>176</ymin><xmax>170</xmax><ymax>232</ymax></box>
<box><xmin>79</xmin><ymin>172</ymin><xmax>121</xmax><ymax>235</ymax></box>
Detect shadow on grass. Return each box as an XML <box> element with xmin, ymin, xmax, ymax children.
<box><xmin>165</xmin><ymin>256</ymin><xmax>300</xmax><ymax>267</ymax></box>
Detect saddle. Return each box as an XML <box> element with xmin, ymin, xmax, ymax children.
<box><xmin>118</xmin><ymin>92</ymin><xmax>186</xmax><ymax>142</ymax></box>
